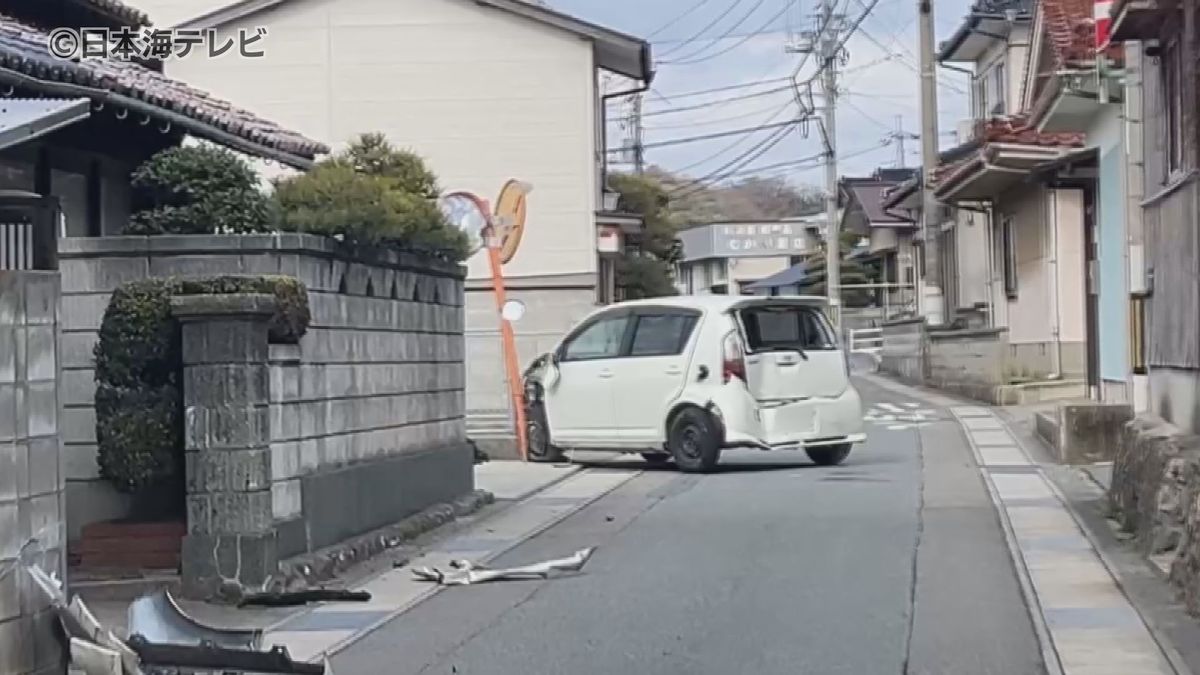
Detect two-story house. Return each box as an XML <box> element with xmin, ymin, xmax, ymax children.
<box><xmin>929</xmin><ymin>0</ymin><xmax>1097</xmax><ymax>392</ymax></box>
<box><xmin>130</xmin><ymin>0</ymin><xmax>655</xmax><ymax>450</ymax></box>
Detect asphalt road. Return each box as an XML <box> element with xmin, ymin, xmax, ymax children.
<box><xmin>332</xmin><ymin>378</ymin><xmax>1047</xmax><ymax>675</ymax></box>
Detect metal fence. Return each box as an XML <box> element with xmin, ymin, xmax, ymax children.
<box><xmin>0</xmin><ymin>192</ymin><xmax>59</xmax><ymax>271</ymax></box>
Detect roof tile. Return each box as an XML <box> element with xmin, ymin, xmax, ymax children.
<box><xmin>0</xmin><ymin>14</ymin><xmax>327</xmax><ymax>165</ymax></box>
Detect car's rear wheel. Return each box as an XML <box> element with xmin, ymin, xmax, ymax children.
<box><xmin>668</xmin><ymin>408</ymin><xmax>721</xmax><ymax>473</ymax></box>
<box><xmin>806</xmin><ymin>444</ymin><xmax>852</xmax><ymax>466</ymax></box>
<box><xmin>527</xmin><ymin>403</ymin><xmax>566</xmax><ymax>463</ymax></box>
<box><xmin>641</xmin><ymin>452</ymin><xmax>671</xmax><ymax>465</ymax></box>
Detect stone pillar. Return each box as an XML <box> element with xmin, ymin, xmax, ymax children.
<box><xmin>173</xmin><ymin>294</ymin><xmax>277</xmax><ymax>599</ymax></box>
<box><xmin>0</xmin><ymin>271</ymin><xmax>66</xmax><ymax>675</ymax></box>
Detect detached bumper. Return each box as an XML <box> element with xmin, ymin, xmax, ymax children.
<box><xmin>713</xmin><ymin>386</ymin><xmax>866</xmax><ymax>450</ymax></box>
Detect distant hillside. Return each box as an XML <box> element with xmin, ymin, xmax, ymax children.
<box><xmin>644</xmin><ymin>166</ymin><xmax>825</xmax><ymax>226</ymax></box>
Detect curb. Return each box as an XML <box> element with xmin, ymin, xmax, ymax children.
<box><xmin>999</xmin><ymin>418</ymin><xmax>1196</xmax><ymax>675</ymax></box>
<box><xmin>951</xmin><ymin>407</ymin><xmax>1066</xmax><ymax>675</ymax></box>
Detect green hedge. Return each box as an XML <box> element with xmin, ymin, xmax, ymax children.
<box><xmin>125</xmin><ymin>145</ymin><xmax>273</xmax><ymax>236</ymax></box>
<box><xmin>94</xmin><ymin>275</ymin><xmax>310</xmax><ymax>495</ymax></box>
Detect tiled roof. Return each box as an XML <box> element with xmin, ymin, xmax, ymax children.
<box><xmin>973</xmin><ymin>115</ymin><xmax>1086</xmax><ymax>146</ymax></box>
<box><xmin>77</xmin><ymin>0</ymin><xmax>152</xmax><ymax>27</ymax></box>
<box><xmin>930</xmin><ymin>115</ymin><xmax>1085</xmax><ymax>188</ymax></box>
<box><xmin>0</xmin><ymin>14</ymin><xmax>327</xmax><ymax>166</ymax></box>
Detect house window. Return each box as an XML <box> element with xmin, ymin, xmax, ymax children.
<box><xmin>1001</xmin><ymin>215</ymin><xmax>1018</xmax><ymax>298</ymax></box>
<box><xmin>992</xmin><ymin>63</ymin><xmax>1006</xmax><ymax>114</ymax></box>
<box><xmin>1163</xmin><ymin>37</ymin><xmax>1184</xmax><ymax>175</ymax></box>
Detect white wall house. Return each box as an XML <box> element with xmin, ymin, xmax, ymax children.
<box><xmin>132</xmin><ymin>0</ymin><xmax>654</xmax><ymax>448</ymax></box>
<box><xmin>928</xmin><ymin>0</ymin><xmax>1094</xmax><ymax>387</ymax></box>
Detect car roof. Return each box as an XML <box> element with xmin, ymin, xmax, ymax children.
<box><xmin>608</xmin><ymin>294</ymin><xmax>832</xmax><ymax>313</ymax></box>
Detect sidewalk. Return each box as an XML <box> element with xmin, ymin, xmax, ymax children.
<box><xmin>861</xmin><ymin>374</ymin><xmax>1186</xmax><ymax>675</ymax></box>
<box><xmin>83</xmin><ymin>459</ymin><xmax>601</xmax><ymax>644</ymax></box>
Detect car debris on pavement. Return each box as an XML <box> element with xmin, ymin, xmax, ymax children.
<box><xmin>411</xmin><ymin>547</ymin><xmax>597</xmax><ymax>586</ymax></box>
<box><xmin>18</xmin><ymin>555</ymin><xmax>329</xmax><ymax>675</ymax></box>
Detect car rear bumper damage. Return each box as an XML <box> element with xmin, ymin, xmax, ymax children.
<box><xmin>708</xmin><ymin>386</ymin><xmax>866</xmax><ymax>451</ymax></box>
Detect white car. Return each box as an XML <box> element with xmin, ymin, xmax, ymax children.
<box><xmin>522</xmin><ymin>295</ymin><xmax>866</xmax><ymax>472</ymax></box>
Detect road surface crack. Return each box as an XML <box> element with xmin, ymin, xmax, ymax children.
<box><xmin>901</xmin><ymin>424</ymin><xmax>927</xmax><ymax>675</ymax></box>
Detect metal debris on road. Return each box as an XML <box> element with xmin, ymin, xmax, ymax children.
<box><xmin>412</xmin><ymin>547</ymin><xmax>597</xmax><ymax>586</ymax></box>
<box><xmin>128</xmin><ymin>589</ymin><xmax>262</xmax><ymax>650</ymax></box>
<box><xmin>238</xmin><ymin>588</ymin><xmax>372</xmax><ymax>608</ymax></box>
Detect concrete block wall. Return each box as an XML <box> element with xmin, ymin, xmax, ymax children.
<box><xmin>926</xmin><ymin>328</ymin><xmax>1007</xmax><ymax>392</ymax></box>
<box><xmin>0</xmin><ymin>271</ymin><xmax>67</xmax><ymax>675</ymax></box>
<box><xmin>58</xmin><ymin>234</ymin><xmax>470</xmax><ymax>546</ymax></box>
<box><xmin>880</xmin><ymin>319</ymin><xmax>926</xmax><ymax>384</ymax></box>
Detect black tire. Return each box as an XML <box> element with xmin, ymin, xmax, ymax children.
<box><xmin>641</xmin><ymin>452</ymin><xmax>671</xmax><ymax>465</ymax></box>
<box><xmin>526</xmin><ymin>403</ymin><xmax>566</xmax><ymax>463</ymax></box>
<box><xmin>667</xmin><ymin>408</ymin><xmax>721</xmax><ymax>473</ymax></box>
<box><xmin>806</xmin><ymin>444</ymin><xmax>852</xmax><ymax>466</ymax></box>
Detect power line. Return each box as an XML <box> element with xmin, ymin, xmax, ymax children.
<box><xmin>643</xmin><ymin>84</ymin><xmax>795</xmax><ymax>117</ymax></box>
<box><xmin>669</xmin><ymin>100</ymin><xmax>797</xmax><ymax>171</ymax></box>
<box><xmin>654</xmin><ymin>76</ymin><xmax>794</xmax><ymax>101</ymax></box>
<box><xmin>658</xmin><ymin>0</ymin><xmax>750</xmax><ymax>58</ymax></box>
<box><xmin>611</xmin><ymin>118</ymin><xmax>799</xmax><ymax>152</ymax></box>
<box><xmin>662</xmin><ymin>1</ymin><xmax>793</xmax><ymax>66</ymax></box>
<box><xmin>662</xmin><ymin>0</ymin><xmax>770</xmax><ymax>63</ymax></box>
<box><xmin>646</xmin><ymin>0</ymin><xmax>716</xmax><ymax>38</ymax></box>
<box><xmin>669</xmin><ymin>123</ymin><xmax>798</xmax><ymax>197</ymax></box>
<box><xmin>643</xmin><ymin>98</ymin><xmax>795</xmax><ymax>130</ymax></box>
<box><xmin>654</xmin><ymin>28</ymin><xmax>785</xmax><ymax>45</ymax></box>
<box><xmin>691</xmin><ymin>140</ymin><xmax>891</xmax><ymax>185</ymax></box>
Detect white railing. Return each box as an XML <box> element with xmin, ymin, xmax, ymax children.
<box><xmin>0</xmin><ymin>220</ymin><xmax>34</xmax><ymax>271</ymax></box>
<box><xmin>848</xmin><ymin>327</ymin><xmax>883</xmax><ymax>355</ymax></box>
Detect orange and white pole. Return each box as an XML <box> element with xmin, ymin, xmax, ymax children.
<box><xmin>483</xmin><ymin>218</ymin><xmax>529</xmax><ymax>462</ymax></box>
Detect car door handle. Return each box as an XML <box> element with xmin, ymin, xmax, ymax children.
<box><xmin>598</xmin><ymin>370</ymin><xmax>614</xmax><ymax>379</ymax></box>
<box><xmin>665</xmin><ymin>367</ymin><xmax>682</xmax><ymax>375</ymax></box>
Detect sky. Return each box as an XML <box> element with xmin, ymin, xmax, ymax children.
<box><xmin>549</xmin><ymin>0</ymin><xmax>977</xmax><ymax>190</ymax></box>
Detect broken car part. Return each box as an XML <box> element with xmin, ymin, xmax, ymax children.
<box><xmin>125</xmin><ymin>636</ymin><xmax>325</xmax><ymax>675</ymax></box>
<box><xmin>128</xmin><ymin>588</ymin><xmax>262</xmax><ymax>650</ymax></box>
<box><xmin>238</xmin><ymin>588</ymin><xmax>372</xmax><ymax>608</ymax></box>
<box><xmin>412</xmin><ymin>547</ymin><xmax>597</xmax><ymax>586</ymax></box>
<box><xmin>69</xmin><ymin>638</ymin><xmax>122</xmax><ymax>675</ymax></box>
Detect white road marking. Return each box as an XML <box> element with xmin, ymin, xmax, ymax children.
<box><xmin>878</xmin><ymin>402</ymin><xmax>904</xmax><ymax>413</ymax></box>
<box><xmin>904</xmin><ymin>402</ymin><xmax>921</xmax><ymax>408</ymax></box>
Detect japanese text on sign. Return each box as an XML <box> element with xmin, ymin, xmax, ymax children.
<box><xmin>47</xmin><ymin>27</ymin><xmax>269</xmax><ymax>61</ymax></box>
<box><xmin>718</xmin><ymin>223</ymin><xmax>808</xmax><ymax>253</ymax></box>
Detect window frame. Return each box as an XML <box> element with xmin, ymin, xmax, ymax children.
<box><xmin>624</xmin><ymin>308</ymin><xmax>702</xmax><ymax>359</ymax></box>
<box><xmin>1162</xmin><ymin>34</ymin><xmax>1185</xmax><ymax>178</ymax></box>
<box><xmin>1002</xmin><ymin>214</ymin><xmax>1018</xmax><ymax>299</ymax></box>
<box><xmin>556</xmin><ymin>310</ymin><xmax>633</xmax><ymax>363</ymax></box>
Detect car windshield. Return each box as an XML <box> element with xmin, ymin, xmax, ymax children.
<box><xmin>739</xmin><ymin>305</ymin><xmax>837</xmax><ymax>352</ymax></box>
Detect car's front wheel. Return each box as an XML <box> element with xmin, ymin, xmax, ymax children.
<box><xmin>527</xmin><ymin>403</ymin><xmax>566</xmax><ymax>463</ymax></box>
<box><xmin>668</xmin><ymin>408</ymin><xmax>721</xmax><ymax>473</ymax></box>
<box><xmin>806</xmin><ymin>444</ymin><xmax>852</xmax><ymax>466</ymax></box>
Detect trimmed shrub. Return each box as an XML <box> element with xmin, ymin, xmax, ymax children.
<box><xmin>273</xmin><ymin>133</ymin><xmax>470</xmax><ymax>261</ymax></box>
<box><xmin>94</xmin><ymin>275</ymin><xmax>311</xmax><ymax>495</ymax></box>
<box><xmin>126</xmin><ymin>145</ymin><xmax>272</xmax><ymax>235</ymax></box>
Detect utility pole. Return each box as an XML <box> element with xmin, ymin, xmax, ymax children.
<box><xmin>895</xmin><ymin>115</ymin><xmax>906</xmax><ymax>167</ymax></box>
<box><xmin>820</xmin><ymin>6</ymin><xmax>841</xmax><ymax>334</ymax></box>
<box><xmin>917</xmin><ymin>0</ymin><xmax>944</xmax><ymax>324</ymax></box>
<box><xmin>632</xmin><ymin>94</ymin><xmax>645</xmax><ymax>175</ymax></box>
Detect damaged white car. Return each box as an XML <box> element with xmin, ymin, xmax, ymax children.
<box><xmin>522</xmin><ymin>295</ymin><xmax>866</xmax><ymax>472</ymax></box>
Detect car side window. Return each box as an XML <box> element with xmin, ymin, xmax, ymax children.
<box><xmin>628</xmin><ymin>313</ymin><xmax>698</xmax><ymax>357</ymax></box>
<box><xmin>561</xmin><ymin>315</ymin><xmax>630</xmax><ymax>361</ymax></box>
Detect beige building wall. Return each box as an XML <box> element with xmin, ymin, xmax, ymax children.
<box><xmin>991</xmin><ymin>185</ymin><xmax>1087</xmax><ymax>378</ymax></box>
<box><xmin>156</xmin><ymin>0</ymin><xmax>601</xmax><ymax>283</ymax></box>
<box><xmin>140</xmin><ymin>0</ymin><xmax>611</xmax><ymax>424</ymax></box>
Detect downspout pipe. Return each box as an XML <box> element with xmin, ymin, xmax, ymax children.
<box><xmin>1048</xmin><ymin>189</ymin><xmax>1064</xmax><ymax>380</ymax></box>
